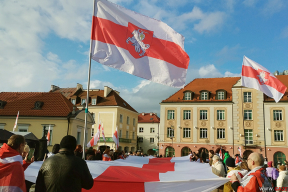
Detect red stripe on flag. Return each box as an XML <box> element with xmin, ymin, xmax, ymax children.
<box><xmin>242</xmin><ymin>65</ymin><xmax>287</xmax><ymax>94</ymax></box>
<box><xmin>83</xmin><ymin>158</ymin><xmax>175</xmax><ymax>192</ymax></box>
<box><xmin>89</xmin><ymin>137</ymin><xmax>94</xmax><ymax>147</ymax></box>
<box><xmin>91</xmin><ymin>16</ymin><xmax>189</xmax><ymax>69</ymax></box>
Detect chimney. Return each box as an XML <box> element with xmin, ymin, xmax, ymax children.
<box><xmin>104</xmin><ymin>86</ymin><xmax>112</xmax><ymax>97</ymax></box>
<box><xmin>150</xmin><ymin>112</ymin><xmax>153</xmax><ymax>116</ymax></box>
<box><xmin>50</xmin><ymin>85</ymin><xmax>59</xmax><ymax>92</ymax></box>
<box><xmin>142</xmin><ymin>112</ymin><xmax>145</xmax><ymax>116</ymax></box>
<box><xmin>76</xmin><ymin>83</ymin><xmax>83</xmax><ymax>90</ymax></box>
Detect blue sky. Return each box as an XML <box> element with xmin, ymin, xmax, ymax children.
<box><xmin>1</xmin><ymin>0</ymin><xmax>288</xmax><ymax>115</ymax></box>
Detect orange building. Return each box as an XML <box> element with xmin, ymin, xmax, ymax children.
<box><xmin>159</xmin><ymin>75</ymin><xmax>288</xmax><ymax>165</ymax></box>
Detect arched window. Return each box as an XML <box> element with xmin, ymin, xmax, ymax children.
<box><xmin>181</xmin><ymin>147</ymin><xmax>191</xmax><ymax>156</ymax></box>
<box><xmin>165</xmin><ymin>147</ymin><xmax>175</xmax><ymax>157</ymax></box>
<box><xmin>274</xmin><ymin>152</ymin><xmax>286</xmax><ymax>167</ymax></box>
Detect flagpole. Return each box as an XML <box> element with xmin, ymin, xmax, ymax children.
<box><xmin>263</xmin><ymin>102</ymin><xmax>267</xmax><ymax>159</ymax></box>
<box><xmin>82</xmin><ymin>0</ymin><xmax>96</xmax><ymax>160</ymax></box>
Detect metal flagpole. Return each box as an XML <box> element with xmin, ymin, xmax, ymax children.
<box><xmin>82</xmin><ymin>0</ymin><xmax>96</xmax><ymax>160</ymax></box>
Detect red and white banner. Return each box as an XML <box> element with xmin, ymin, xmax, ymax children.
<box><xmin>25</xmin><ymin>156</ymin><xmax>228</xmax><ymax>192</ymax></box>
<box><xmin>46</xmin><ymin>125</ymin><xmax>51</xmax><ymax>145</ymax></box>
<box><xmin>241</xmin><ymin>56</ymin><xmax>287</xmax><ymax>102</ymax></box>
<box><xmin>12</xmin><ymin>111</ymin><xmax>19</xmax><ymax>132</ymax></box>
<box><xmin>91</xmin><ymin>0</ymin><xmax>190</xmax><ymax>88</ymax></box>
<box><xmin>87</xmin><ymin>122</ymin><xmax>102</xmax><ymax>148</ymax></box>
<box><xmin>219</xmin><ymin>148</ymin><xmax>223</xmax><ymax>160</ymax></box>
<box><xmin>112</xmin><ymin>126</ymin><xmax>119</xmax><ymax>149</ymax></box>
<box><xmin>101</xmin><ymin>123</ymin><xmax>106</xmax><ymax>142</ymax></box>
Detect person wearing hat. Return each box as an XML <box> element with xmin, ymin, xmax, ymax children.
<box><xmin>35</xmin><ymin>135</ymin><xmax>94</xmax><ymax>192</ymax></box>
<box><xmin>224</xmin><ymin>157</ymin><xmax>248</xmax><ymax>192</ymax></box>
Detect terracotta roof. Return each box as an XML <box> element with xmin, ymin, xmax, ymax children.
<box><xmin>138</xmin><ymin>113</ymin><xmax>160</xmax><ymax>123</ymax></box>
<box><xmin>50</xmin><ymin>87</ymin><xmax>79</xmax><ymax>99</ymax></box>
<box><xmin>162</xmin><ymin>77</ymin><xmax>240</xmax><ymax>103</ymax></box>
<box><xmin>0</xmin><ymin>92</ymin><xmax>76</xmax><ymax>117</ymax></box>
<box><xmin>264</xmin><ymin>75</ymin><xmax>288</xmax><ymax>102</ymax></box>
<box><xmin>75</xmin><ymin>90</ymin><xmax>138</xmax><ymax>113</ymax></box>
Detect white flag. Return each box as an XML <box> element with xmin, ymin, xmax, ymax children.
<box><xmin>12</xmin><ymin>111</ymin><xmax>19</xmax><ymax>132</ymax></box>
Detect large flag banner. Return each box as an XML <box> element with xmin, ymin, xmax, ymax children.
<box><xmin>46</xmin><ymin>125</ymin><xmax>51</xmax><ymax>145</ymax></box>
<box><xmin>241</xmin><ymin>56</ymin><xmax>287</xmax><ymax>102</ymax></box>
<box><xmin>91</xmin><ymin>0</ymin><xmax>190</xmax><ymax>88</ymax></box>
<box><xmin>24</xmin><ymin>156</ymin><xmax>228</xmax><ymax>192</ymax></box>
<box><xmin>12</xmin><ymin>111</ymin><xmax>19</xmax><ymax>132</ymax></box>
<box><xmin>112</xmin><ymin>126</ymin><xmax>119</xmax><ymax>149</ymax></box>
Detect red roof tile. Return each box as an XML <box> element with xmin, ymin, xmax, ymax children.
<box><xmin>138</xmin><ymin>113</ymin><xmax>160</xmax><ymax>123</ymax></box>
<box><xmin>162</xmin><ymin>77</ymin><xmax>240</xmax><ymax>103</ymax></box>
<box><xmin>0</xmin><ymin>92</ymin><xmax>76</xmax><ymax>117</ymax></box>
<box><xmin>50</xmin><ymin>87</ymin><xmax>79</xmax><ymax>99</ymax></box>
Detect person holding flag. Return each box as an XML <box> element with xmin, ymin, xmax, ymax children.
<box><xmin>112</xmin><ymin>126</ymin><xmax>119</xmax><ymax>150</ymax></box>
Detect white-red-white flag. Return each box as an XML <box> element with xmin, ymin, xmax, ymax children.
<box><xmin>46</xmin><ymin>125</ymin><xmax>51</xmax><ymax>145</ymax></box>
<box><xmin>241</xmin><ymin>56</ymin><xmax>287</xmax><ymax>102</ymax></box>
<box><xmin>112</xmin><ymin>126</ymin><xmax>119</xmax><ymax>149</ymax></box>
<box><xmin>91</xmin><ymin>0</ymin><xmax>190</xmax><ymax>88</ymax></box>
<box><xmin>87</xmin><ymin>121</ymin><xmax>101</xmax><ymax>148</ymax></box>
<box><xmin>101</xmin><ymin>123</ymin><xmax>106</xmax><ymax>142</ymax></box>
<box><xmin>237</xmin><ymin>146</ymin><xmax>242</xmax><ymax>157</ymax></box>
<box><xmin>12</xmin><ymin>111</ymin><xmax>19</xmax><ymax>132</ymax></box>
<box><xmin>219</xmin><ymin>148</ymin><xmax>223</xmax><ymax>160</ymax></box>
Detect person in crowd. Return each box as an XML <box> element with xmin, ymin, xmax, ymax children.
<box><xmin>277</xmin><ymin>165</ymin><xmax>288</xmax><ymax>190</ymax></box>
<box><xmin>35</xmin><ymin>135</ymin><xmax>94</xmax><ymax>192</ymax></box>
<box><xmin>230</xmin><ymin>152</ymin><xmax>273</xmax><ymax>192</ymax></box>
<box><xmin>209</xmin><ymin>150</ymin><xmax>215</xmax><ymax>166</ymax></box>
<box><xmin>224</xmin><ymin>157</ymin><xmax>248</xmax><ymax>192</ymax></box>
<box><xmin>74</xmin><ymin>144</ymin><xmax>83</xmax><ymax>158</ymax></box>
<box><xmin>0</xmin><ymin>135</ymin><xmax>34</xmax><ymax>192</ymax></box>
<box><xmin>95</xmin><ymin>150</ymin><xmax>102</xmax><ymax>160</ymax></box>
<box><xmin>278</xmin><ymin>161</ymin><xmax>282</xmax><ymax>169</ymax></box>
<box><xmin>235</xmin><ymin>154</ymin><xmax>242</xmax><ymax>166</ymax></box>
<box><xmin>85</xmin><ymin>148</ymin><xmax>95</xmax><ymax>160</ymax></box>
<box><xmin>87</xmin><ymin>154</ymin><xmax>96</xmax><ymax>160</ymax></box>
<box><xmin>194</xmin><ymin>154</ymin><xmax>201</xmax><ymax>163</ymax></box>
<box><xmin>47</xmin><ymin>144</ymin><xmax>60</xmax><ymax>158</ymax></box>
<box><xmin>211</xmin><ymin>155</ymin><xmax>225</xmax><ymax>177</ymax></box>
<box><xmin>266</xmin><ymin>161</ymin><xmax>279</xmax><ymax>187</ymax></box>
<box><xmin>22</xmin><ymin>144</ymin><xmax>30</xmax><ymax>159</ymax></box>
<box><xmin>240</xmin><ymin>161</ymin><xmax>249</xmax><ymax>172</ymax></box>
<box><xmin>102</xmin><ymin>148</ymin><xmax>111</xmax><ymax>161</ymax></box>
<box><xmin>223</xmin><ymin>152</ymin><xmax>230</xmax><ymax>165</ymax></box>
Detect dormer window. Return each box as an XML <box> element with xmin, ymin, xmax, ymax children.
<box><xmin>184</xmin><ymin>92</ymin><xmax>191</xmax><ymax>100</ymax></box>
<box><xmin>0</xmin><ymin>100</ymin><xmax>7</xmax><ymax>109</ymax></box>
<box><xmin>200</xmin><ymin>92</ymin><xmax>208</xmax><ymax>100</ymax></box>
<box><xmin>81</xmin><ymin>99</ymin><xmax>86</xmax><ymax>105</ymax></box>
<box><xmin>92</xmin><ymin>98</ymin><xmax>97</xmax><ymax>105</ymax></box>
<box><xmin>216</xmin><ymin>90</ymin><xmax>227</xmax><ymax>100</ymax></box>
<box><xmin>71</xmin><ymin>99</ymin><xmax>76</xmax><ymax>105</ymax></box>
<box><xmin>34</xmin><ymin>101</ymin><xmax>44</xmax><ymax>109</ymax></box>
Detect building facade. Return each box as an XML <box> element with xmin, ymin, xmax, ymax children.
<box><xmin>159</xmin><ymin>76</ymin><xmax>288</xmax><ymax>165</ymax></box>
<box><xmin>0</xmin><ymin>92</ymin><xmax>94</xmax><ymax>151</ymax></box>
<box><xmin>137</xmin><ymin>112</ymin><xmax>160</xmax><ymax>155</ymax></box>
<box><xmin>51</xmin><ymin>85</ymin><xmax>138</xmax><ymax>152</ymax></box>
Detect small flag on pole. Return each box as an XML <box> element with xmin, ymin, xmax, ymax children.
<box><xmin>12</xmin><ymin>111</ymin><xmax>19</xmax><ymax>132</ymax></box>
<box><xmin>101</xmin><ymin>123</ymin><xmax>106</xmax><ymax>142</ymax></box>
<box><xmin>91</xmin><ymin>0</ymin><xmax>190</xmax><ymax>88</ymax></box>
<box><xmin>87</xmin><ymin>121</ymin><xmax>101</xmax><ymax>148</ymax></box>
<box><xmin>219</xmin><ymin>148</ymin><xmax>223</xmax><ymax>160</ymax></box>
<box><xmin>241</xmin><ymin>56</ymin><xmax>287</xmax><ymax>102</ymax></box>
<box><xmin>112</xmin><ymin>126</ymin><xmax>119</xmax><ymax>149</ymax></box>
<box><xmin>47</xmin><ymin>125</ymin><xmax>51</xmax><ymax>145</ymax></box>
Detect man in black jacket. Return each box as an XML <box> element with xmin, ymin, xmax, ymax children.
<box><xmin>35</xmin><ymin>135</ymin><xmax>94</xmax><ymax>192</ymax></box>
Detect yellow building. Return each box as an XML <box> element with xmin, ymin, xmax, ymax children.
<box><xmin>0</xmin><ymin>92</ymin><xmax>94</xmax><ymax>151</ymax></box>
<box><xmin>159</xmin><ymin>75</ymin><xmax>288</xmax><ymax>164</ymax></box>
<box><xmin>51</xmin><ymin>85</ymin><xmax>138</xmax><ymax>153</ymax></box>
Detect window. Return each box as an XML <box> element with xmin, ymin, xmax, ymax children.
<box><xmin>273</xmin><ymin>110</ymin><xmax>283</xmax><ymax>121</ymax></box>
<box><xmin>81</xmin><ymin>99</ymin><xmax>86</xmax><ymax>105</ymax></box>
<box><xmin>127</xmin><ymin>116</ymin><xmax>130</xmax><ymax>124</ymax></box>
<box><xmin>18</xmin><ymin>125</ymin><xmax>28</xmax><ymax>132</ymax></box>
<box><xmin>150</xmin><ymin>128</ymin><xmax>155</xmax><ymax>133</ymax></box>
<box><xmin>274</xmin><ymin>130</ymin><xmax>284</xmax><ymax>141</ymax></box>
<box><xmin>132</xmin><ymin>132</ymin><xmax>135</xmax><ymax>139</ymax></box>
<box><xmin>244</xmin><ymin>110</ymin><xmax>253</xmax><ymax>120</ymax></box>
<box><xmin>244</xmin><ymin>92</ymin><xmax>252</xmax><ymax>102</ymax></box>
<box><xmin>167</xmin><ymin>127</ymin><xmax>174</xmax><ymax>138</ymax></box>
<box><xmin>217</xmin><ymin>91</ymin><xmax>225</xmax><ymax>100</ymax></box>
<box><xmin>139</xmin><ymin>127</ymin><xmax>144</xmax><ymax>133</ymax></box>
<box><xmin>126</xmin><ymin>131</ymin><xmax>129</xmax><ymax>139</ymax></box>
<box><xmin>244</xmin><ymin>129</ymin><xmax>253</xmax><ymax>144</ymax></box>
<box><xmin>183</xmin><ymin>110</ymin><xmax>191</xmax><ymax>120</ymax></box>
<box><xmin>133</xmin><ymin>118</ymin><xmax>136</xmax><ymax>126</ymax></box>
<box><xmin>167</xmin><ymin>110</ymin><xmax>175</xmax><ymax>120</ymax></box>
<box><xmin>77</xmin><ymin>129</ymin><xmax>81</xmax><ymax>145</ymax></box>
<box><xmin>201</xmin><ymin>92</ymin><xmax>208</xmax><ymax>100</ymax></box>
<box><xmin>119</xmin><ymin>130</ymin><xmax>122</xmax><ymax>138</ymax></box>
<box><xmin>43</xmin><ymin>126</ymin><xmax>53</xmax><ymax>145</ymax></box>
<box><xmin>184</xmin><ymin>92</ymin><xmax>191</xmax><ymax>100</ymax></box>
<box><xmin>120</xmin><ymin>114</ymin><xmax>123</xmax><ymax>123</ymax></box>
<box><xmin>217</xmin><ymin>110</ymin><xmax>225</xmax><ymax>120</ymax></box>
<box><xmin>150</xmin><ymin>138</ymin><xmax>154</xmax><ymax>143</ymax></box>
<box><xmin>71</xmin><ymin>99</ymin><xmax>76</xmax><ymax>105</ymax></box>
<box><xmin>92</xmin><ymin>98</ymin><xmax>96</xmax><ymax>105</ymax></box>
<box><xmin>91</xmin><ymin>128</ymin><xmax>94</xmax><ymax>137</ymax></box>
<box><xmin>200</xmin><ymin>128</ymin><xmax>207</xmax><ymax>139</ymax></box>
<box><xmin>217</xmin><ymin>128</ymin><xmax>225</xmax><ymax>139</ymax></box>
<box><xmin>183</xmin><ymin>128</ymin><xmax>191</xmax><ymax>138</ymax></box>
<box><xmin>138</xmin><ymin>137</ymin><xmax>143</xmax><ymax>143</ymax></box>
<box><xmin>200</xmin><ymin>110</ymin><xmax>208</xmax><ymax>120</ymax></box>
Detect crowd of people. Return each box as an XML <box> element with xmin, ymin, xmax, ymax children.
<box><xmin>1</xmin><ymin>134</ymin><xmax>288</xmax><ymax>192</ymax></box>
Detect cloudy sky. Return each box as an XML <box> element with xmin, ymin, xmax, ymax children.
<box><xmin>1</xmin><ymin>0</ymin><xmax>288</xmax><ymax>115</ymax></box>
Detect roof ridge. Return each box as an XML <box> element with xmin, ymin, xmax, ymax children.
<box><xmin>58</xmin><ymin>93</ymin><xmax>73</xmax><ymax>113</ymax></box>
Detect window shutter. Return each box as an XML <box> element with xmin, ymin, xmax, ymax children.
<box><xmin>224</xmin><ymin>91</ymin><xmax>227</xmax><ymax>99</ymax></box>
<box><xmin>191</xmin><ymin>92</ymin><xmax>194</xmax><ymax>100</ymax></box>
<box><xmin>208</xmin><ymin>92</ymin><xmax>210</xmax><ymax>100</ymax></box>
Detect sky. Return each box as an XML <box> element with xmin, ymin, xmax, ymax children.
<box><xmin>1</xmin><ymin>0</ymin><xmax>288</xmax><ymax>115</ymax></box>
